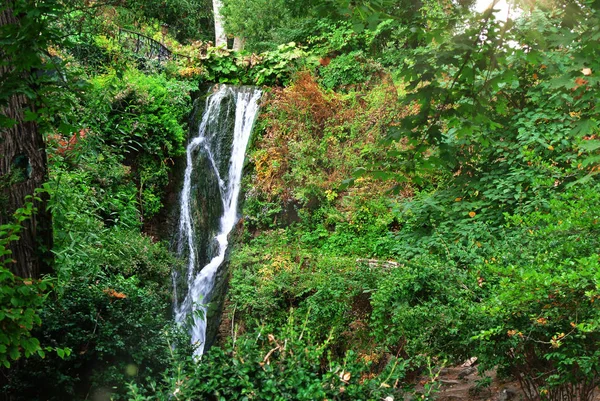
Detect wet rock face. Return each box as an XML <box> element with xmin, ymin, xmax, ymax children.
<box><xmin>172</xmin><ymin>88</ymin><xmax>236</xmax><ymax>307</ymax></box>
<box><xmin>172</xmin><ymin>85</ymin><xmax>261</xmax><ymax>354</ymax></box>
<box><xmin>189</xmin><ymin>92</ymin><xmax>235</xmax><ymax>272</ymax></box>
<box><xmin>186</xmin><ymin>93</ymin><xmax>235</xmax><ymax>347</ymax></box>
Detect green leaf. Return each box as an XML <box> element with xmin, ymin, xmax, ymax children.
<box><xmin>9</xmin><ymin>346</ymin><xmax>20</xmax><ymax>360</ymax></box>
<box><xmin>58</xmin><ymin>122</ymin><xmax>77</xmax><ymax>135</ymax></box>
<box><xmin>571</xmin><ymin>119</ymin><xmax>598</xmax><ymax>136</ymax></box>
<box><xmin>579</xmin><ymin>140</ymin><xmax>600</xmax><ymax>152</ymax></box>
<box><xmin>23</xmin><ymin>110</ymin><xmax>38</xmax><ymax>122</ymax></box>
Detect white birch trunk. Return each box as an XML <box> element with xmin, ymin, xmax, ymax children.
<box><xmin>212</xmin><ymin>0</ymin><xmax>227</xmax><ymax>48</ymax></box>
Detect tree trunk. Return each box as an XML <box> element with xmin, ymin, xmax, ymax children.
<box><xmin>212</xmin><ymin>0</ymin><xmax>227</xmax><ymax>47</ymax></box>
<box><xmin>0</xmin><ymin>2</ymin><xmax>53</xmax><ymax>279</ymax></box>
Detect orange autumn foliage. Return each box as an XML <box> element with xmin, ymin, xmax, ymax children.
<box><xmin>48</xmin><ymin>128</ymin><xmax>88</xmax><ymax>156</ymax></box>
<box><xmin>252</xmin><ymin>72</ymin><xmax>412</xmax><ymax>202</ymax></box>
<box><xmin>103</xmin><ymin>288</ymin><xmax>127</xmax><ymax>299</ymax></box>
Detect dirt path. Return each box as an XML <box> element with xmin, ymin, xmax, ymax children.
<box><xmin>413</xmin><ymin>359</ymin><xmax>599</xmax><ymax>401</ymax></box>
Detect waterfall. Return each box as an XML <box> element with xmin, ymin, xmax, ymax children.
<box><xmin>173</xmin><ymin>85</ymin><xmax>262</xmax><ymax>356</ymax></box>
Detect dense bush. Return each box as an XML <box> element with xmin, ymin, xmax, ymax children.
<box><xmin>84</xmin><ymin>69</ymin><xmax>195</xmax><ymax>219</ymax></box>
<box><xmin>0</xmin><ymin>200</ymin><xmax>57</xmax><ymax>369</ymax></box>
<box><xmin>2</xmin><ymin>58</ymin><xmax>192</xmax><ymax>398</ymax></box>
<box><xmin>7</xmin><ymin>275</ymin><xmax>172</xmax><ymax>400</ymax></box>
<box><xmin>473</xmin><ymin>186</ymin><xmax>600</xmax><ymax>401</ymax></box>
<box><xmin>5</xmin><ymin>130</ymin><xmax>181</xmax><ymax>399</ymax></box>
<box><xmin>319</xmin><ymin>51</ymin><xmax>383</xmax><ymax>90</ymax></box>
<box><xmin>129</xmin><ymin>311</ymin><xmax>408</xmax><ymax>401</ymax></box>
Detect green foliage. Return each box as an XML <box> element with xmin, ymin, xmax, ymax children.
<box><xmin>126</xmin><ymin>0</ymin><xmax>214</xmax><ymax>43</ymax></box>
<box><xmin>472</xmin><ymin>186</ymin><xmax>600</xmax><ymax>400</ymax></box>
<box><xmin>220</xmin><ymin>0</ymin><xmax>408</xmax><ymax>52</ymax></box>
<box><xmin>129</xmin><ymin>310</ymin><xmax>408</xmax><ymax>401</ymax></box>
<box><xmin>198</xmin><ymin>42</ymin><xmax>313</xmax><ymax>86</ymax></box>
<box><xmin>84</xmin><ymin>69</ymin><xmax>195</xmax><ymax>219</ymax></box>
<box><xmin>7</xmin><ymin>145</ymin><xmax>179</xmax><ymax>399</ymax></box>
<box><xmin>3</xmin><ymin>41</ymin><xmax>189</xmax><ymax>399</ymax></box>
<box><xmin>0</xmin><ymin>201</ymin><xmax>49</xmax><ymax>369</ymax></box>
<box><xmin>9</xmin><ymin>275</ymin><xmax>173</xmax><ymax>401</ymax></box>
<box><xmin>242</xmin><ymin>194</ymin><xmax>283</xmax><ymax>230</ymax></box>
<box><xmin>298</xmin><ymin>196</ymin><xmax>397</xmax><ymax>257</ymax></box>
<box><xmin>0</xmin><ymin>0</ymin><xmax>75</xmax><ymax>134</ymax></box>
<box><xmin>4</xmin><ymin>0</ymin><xmax>600</xmax><ymax>399</ymax></box>
<box><xmin>0</xmin><ymin>197</ymin><xmax>72</xmax><ymax>372</ymax></box>
<box><xmin>370</xmin><ymin>258</ymin><xmax>478</xmax><ymax>360</ymax></box>
<box><xmin>62</xmin><ymin>0</ymin><xmax>214</xmax><ymax>44</ymax></box>
<box><xmin>320</xmin><ymin>51</ymin><xmax>382</xmax><ymax>90</ymax></box>
<box><xmin>199</xmin><ymin>47</ymin><xmax>244</xmax><ymax>83</ymax></box>
<box><xmin>250</xmin><ymin>42</ymin><xmax>314</xmax><ymax>86</ymax></box>
<box><xmin>306</xmin><ymin>19</ymin><xmax>368</xmax><ymax>54</ymax></box>
<box><xmin>220</xmin><ymin>0</ymin><xmax>292</xmax><ymax>52</ymax></box>
<box><xmin>232</xmin><ymin>4</ymin><xmax>600</xmax><ymax>398</ymax></box>
<box><xmin>0</xmin><ymin>271</ymin><xmax>46</xmax><ymax>369</ymax></box>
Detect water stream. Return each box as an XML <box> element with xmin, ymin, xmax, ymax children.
<box><xmin>173</xmin><ymin>85</ymin><xmax>262</xmax><ymax>356</ymax></box>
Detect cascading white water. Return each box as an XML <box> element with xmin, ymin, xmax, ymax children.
<box><xmin>174</xmin><ymin>85</ymin><xmax>261</xmax><ymax>356</ymax></box>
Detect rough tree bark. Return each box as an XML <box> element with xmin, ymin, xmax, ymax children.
<box><xmin>212</xmin><ymin>0</ymin><xmax>228</xmax><ymax>47</ymax></box>
<box><xmin>0</xmin><ymin>2</ymin><xmax>53</xmax><ymax>279</ymax></box>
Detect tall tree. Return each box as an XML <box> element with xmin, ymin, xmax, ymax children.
<box><xmin>0</xmin><ymin>0</ymin><xmax>54</xmax><ymax>279</ymax></box>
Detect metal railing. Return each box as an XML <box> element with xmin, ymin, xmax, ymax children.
<box><xmin>118</xmin><ymin>28</ymin><xmax>189</xmax><ymax>62</ymax></box>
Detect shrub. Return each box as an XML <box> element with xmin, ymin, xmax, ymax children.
<box><xmin>320</xmin><ymin>51</ymin><xmax>382</xmax><ymax>90</ymax></box>
<box><xmin>85</xmin><ymin>69</ymin><xmax>195</xmax><ymax>219</ymax></box>
<box><xmin>129</xmin><ymin>310</ymin><xmax>408</xmax><ymax>401</ymax></box>
<box><xmin>473</xmin><ymin>186</ymin><xmax>600</xmax><ymax>401</ymax></box>
<box><xmin>370</xmin><ymin>257</ymin><xmax>479</xmax><ymax>361</ymax></box>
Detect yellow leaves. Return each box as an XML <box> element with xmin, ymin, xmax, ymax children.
<box><xmin>258</xmin><ymin>252</ymin><xmax>293</xmax><ymax>280</ymax></box>
<box><xmin>468</xmin><ymin>211</ymin><xmax>476</xmax><ymax>218</ymax></box>
<box><xmin>178</xmin><ymin>66</ymin><xmax>203</xmax><ymax>78</ymax></box>
<box><xmin>536</xmin><ymin>317</ymin><xmax>548</xmax><ymax>325</ymax></box>
<box><xmin>325</xmin><ymin>189</ymin><xmax>337</xmax><ymax>202</ymax></box>
<box><xmin>454</xmin><ymin>197</ymin><xmax>462</xmax><ymax>202</ymax></box>
<box><xmin>547</xmin><ymin>145</ymin><xmax>554</xmax><ymax>151</ymax></box>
